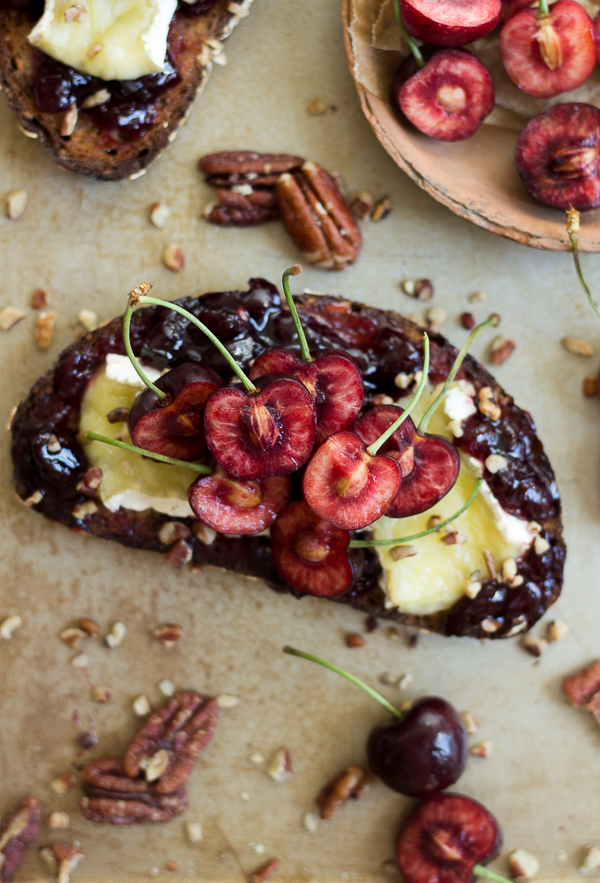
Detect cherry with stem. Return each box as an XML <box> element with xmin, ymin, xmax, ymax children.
<box><xmin>77</xmin><ymin>430</ymin><xmax>212</xmax><ymax>474</ymax></box>
<box><xmin>301</xmin><ymin>336</ymin><xmax>430</xmax><ymax>530</ymax></box>
<box><xmin>127</xmin><ymin>286</ymin><xmax>316</xmax><ymax>481</ymax></box>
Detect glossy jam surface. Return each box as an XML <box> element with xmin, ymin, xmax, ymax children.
<box><xmin>11</xmin><ymin>281</ymin><xmax>564</xmax><ymax>637</ymax></box>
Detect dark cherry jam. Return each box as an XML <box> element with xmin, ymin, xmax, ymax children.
<box><xmin>11</xmin><ymin>281</ymin><xmax>565</xmax><ymax>639</ymax></box>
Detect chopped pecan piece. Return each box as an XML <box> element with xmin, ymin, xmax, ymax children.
<box><xmin>0</xmin><ymin>797</ymin><xmax>41</xmax><ymax>883</ymax></box>
<box><xmin>563</xmin><ymin>659</ymin><xmax>600</xmax><ymax>720</ymax></box>
<box><xmin>205</xmin><ymin>189</ymin><xmax>280</xmax><ymax>226</ymax></box>
<box><xmin>316</xmin><ymin>766</ymin><xmax>373</xmax><ymax>820</ymax></box>
<box><xmin>249</xmin><ymin>858</ymin><xmax>280</xmax><ymax>883</ymax></box>
<box><xmin>124</xmin><ymin>692</ymin><xmax>218</xmax><ymax>793</ymax></box>
<box><xmin>81</xmin><ymin>758</ymin><xmax>188</xmax><ymax>825</ymax></box>
<box><xmin>39</xmin><ymin>842</ymin><xmax>84</xmax><ymax>883</ymax></box>
<box><xmin>199</xmin><ymin>151</ymin><xmax>304</xmax><ymax>187</ymax></box>
<box><xmin>277</xmin><ymin>161</ymin><xmax>362</xmax><ymax>271</ymax></box>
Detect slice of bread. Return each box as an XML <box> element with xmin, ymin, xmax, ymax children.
<box><xmin>0</xmin><ymin>0</ymin><xmax>253</xmax><ymax>180</ymax></box>
<box><xmin>10</xmin><ymin>279</ymin><xmax>565</xmax><ymax>638</ymax></box>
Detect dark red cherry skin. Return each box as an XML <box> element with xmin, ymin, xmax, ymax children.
<box><xmin>302</xmin><ymin>431</ymin><xmax>401</xmax><ymax>531</ymax></box>
<box><xmin>353</xmin><ymin>406</ymin><xmax>460</xmax><ymax>518</ymax></box>
<box><xmin>204</xmin><ymin>373</ymin><xmax>316</xmax><ymax>482</ymax></box>
<box><xmin>396</xmin><ymin>793</ymin><xmax>502</xmax><ymax>883</ymax></box>
<box><xmin>128</xmin><ymin>364</ymin><xmax>221</xmax><ymax>461</ymax></box>
<box><xmin>500</xmin><ymin>0</ymin><xmax>533</xmax><ymax>22</ymax></box>
<box><xmin>515</xmin><ymin>103</ymin><xmax>600</xmax><ymax>210</ymax></box>
<box><xmin>398</xmin><ymin>50</ymin><xmax>495</xmax><ymax>142</ymax></box>
<box><xmin>366</xmin><ymin>697</ymin><xmax>467</xmax><ymax>798</ymax></box>
<box><xmin>401</xmin><ymin>0</ymin><xmax>501</xmax><ymax>46</ymax></box>
<box><xmin>595</xmin><ymin>11</ymin><xmax>600</xmax><ymax>65</ymax></box>
<box><xmin>188</xmin><ymin>465</ymin><xmax>290</xmax><ymax>535</ymax></box>
<box><xmin>248</xmin><ymin>348</ymin><xmax>364</xmax><ymax>445</ymax></box>
<box><xmin>271</xmin><ymin>499</ymin><xmax>354</xmax><ymax>597</ymax></box>
<box><xmin>499</xmin><ymin>1</ymin><xmax>595</xmax><ymax>99</ymax></box>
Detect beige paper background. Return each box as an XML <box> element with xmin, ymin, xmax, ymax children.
<box><xmin>2</xmin><ymin>0</ymin><xmax>600</xmax><ymax>881</ymax></box>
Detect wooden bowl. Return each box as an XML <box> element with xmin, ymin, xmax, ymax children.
<box><xmin>342</xmin><ymin>0</ymin><xmax>600</xmax><ymax>252</ymax></box>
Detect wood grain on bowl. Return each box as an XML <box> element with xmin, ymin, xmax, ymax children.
<box><xmin>342</xmin><ymin>0</ymin><xmax>600</xmax><ymax>251</ymax></box>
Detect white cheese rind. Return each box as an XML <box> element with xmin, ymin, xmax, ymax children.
<box><xmin>28</xmin><ymin>0</ymin><xmax>178</xmax><ymax>81</ymax></box>
<box><xmin>104</xmin><ymin>490</ymin><xmax>193</xmax><ymax>517</ymax></box>
<box><xmin>105</xmin><ymin>353</ymin><xmax>161</xmax><ymax>388</ymax></box>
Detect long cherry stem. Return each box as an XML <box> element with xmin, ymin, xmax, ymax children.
<box><xmin>281</xmin><ymin>265</ymin><xmax>312</xmax><ymax>363</ymax></box>
<box><xmin>566</xmin><ymin>208</ymin><xmax>600</xmax><ymax>322</ymax></box>
<box><xmin>418</xmin><ymin>314</ymin><xmax>500</xmax><ymax>433</ymax></box>
<box><xmin>474</xmin><ymin>865</ymin><xmax>512</xmax><ymax>883</ymax></box>
<box><xmin>283</xmin><ymin>646</ymin><xmax>401</xmax><ymax>719</ymax></box>
<box><xmin>393</xmin><ymin>0</ymin><xmax>425</xmax><ymax>68</ymax></box>
<box><xmin>537</xmin><ymin>0</ymin><xmax>549</xmax><ymax>16</ymax></box>
<box><xmin>78</xmin><ymin>431</ymin><xmax>212</xmax><ymax>474</ymax></box>
<box><xmin>122</xmin><ymin>286</ymin><xmax>167</xmax><ymax>401</ymax></box>
<box><xmin>367</xmin><ymin>335</ymin><xmax>430</xmax><ymax>456</ymax></box>
<box><xmin>129</xmin><ymin>290</ymin><xmax>257</xmax><ymax>394</ymax></box>
<box><xmin>349</xmin><ymin>479</ymin><xmax>482</xmax><ymax>548</ymax></box>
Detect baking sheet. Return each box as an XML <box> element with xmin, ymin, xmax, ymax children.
<box><xmin>2</xmin><ymin>0</ymin><xmax>600</xmax><ymax>880</ymax></box>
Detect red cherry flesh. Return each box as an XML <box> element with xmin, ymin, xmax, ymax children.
<box><xmin>366</xmin><ymin>697</ymin><xmax>467</xmax><ymax>798</ymax></box>
<box><xmin>248</xmin><ymin>348</ymin><xmax>364</xmax><ymax>445</ymax></box>
<box><xmin>302</xmin><ymin>431</ymin><xmax>401</xmax><ymax>530</ymax></box>
<box><xmin>401</xmin><ymin>0</ymin><xmax>501</xmax><ymax>46</ymax></box>
<box><xmin>397</xmin><ymin>50</ymin><xmax>494</xmax><ymax>142</ymax></box>
<box><xmin>271</xmin><ymin>499</ymin><xmax>354</xmax><ymax>597</ymax></box>
<box><xmin>128</xmin><ymin>363</ymin><xmax>221</xmax><ymax>461</ymax></box>
<box><xmin>188</xmin><ymin>465</ymin><xmax>290</xmax><ymax>535</ymax></box>
<box><xmin>204</xmin><ymin>373</ymin><xmax>316</xmax><ymax>481</ymax></box>
<box><xmin>515</xmin><ymin>103</ymin><xmax>600</xmax><ymax>210</ymax></box>
<box><xmin>396</xmin><ymin>793</ymin><xmax>502</xmax><ymax>883</ymax></box>
<box><xmin>353</xmin><ymin>406</ymin><xmax>460</xmax><ymax>518</ymax></box>
<box><xmin>499</xmin><ymin>1</ymin><xmax>595</xmax><ymax>99</ymax></box>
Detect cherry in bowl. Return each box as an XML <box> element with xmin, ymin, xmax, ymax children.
<box><xmin>401</xmin><ymin>0</ymin><xmax>501</xmax><ymax>47</ymax></box>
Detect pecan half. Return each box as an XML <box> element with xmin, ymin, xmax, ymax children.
<box><xmin>199</xmin><ymin>151</ymin><xmax>304</xmax><ymax>188</ymax></box>
<box><xmin>0</xmin><ymin>797</ymin><xmax>40</xmax><ymax>883</ymax></box>
<box><xmin>39</xmin><ymin>842</ymin><xmax>84</xmax><ymax>883</ymax></box>
<box><xmin>316</xmin><ymin>766</ymin><xmax>373</xmax><ymax>820</ymax></box>
<box><xmin>81</xmin><ymin>758</ymin><xmax>188</xmax><ymax>825</ymax></box>
<box><xmin>124</xmin><ymin>691</ymin><xmax>218</xmax><ymax>793</ymax></box>
<box><xmin>277</xmin><ymin>162</ymin><xmax>362</xmax><ymax>271</ymax></box>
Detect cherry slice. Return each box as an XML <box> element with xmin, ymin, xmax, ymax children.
<box><xmin>204</xmin><ymin>373</ymin><xmax>316</xmax><ymax>481</ymax></box>
<box><xmin>396</xmin><ymin>793</ymin><xmax>502</xmax><ymax>883</ymax></box>
<box><xmin>401</xmin><ymin>0</ymin><xmax>501</xmax><ymax>46</ymax></box>
<box><xmin>249</xmin><ymin>348</ymin><xmax>364</xmax><ymax>445</ymax></box>
<box><xmin>271</xmin><ymin>500</ymin><xmax>354</xmax><ymax>597</ymax></box>
<box><xmin>397</xmin><ymin>50</ymin><xmax>494</xmax><ymax>142</ymax></box>
<box><xmin>353</xmin><ymin>406</ymin><xmax>460</xmax><ymax>519</ymax></box>
<box><xmin>499</xmin><ymin>1</ymin><xmax>595</xmax><ymax>99</ymax></box>
<box><xmin>128</xmin><ymin>364</ymin><xmax>221</xmax><ymax>461</ymax></box>
<box><xmin>188</xmin><ymin>466</ymin><xmax>290</xmax><ymax>535</ymax></box>
<box><xmin>515</xmin><ymin>103</ymin><xmax>600</xmax><ymax>210</ymax></box>
<box><xmin>302</xmin><ymin>431</ymin><xmax>401</xmax><ymax>530</ymax></box>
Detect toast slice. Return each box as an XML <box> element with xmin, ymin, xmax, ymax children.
<box><xmin>0</xmin><ymin>0</ymin><xmax>253</xmax><ymax>180</ymax></box>
<box><xmin>10</xmin><ymin>279</ymin><xmax>565</xmax><ymax>638</ymax></box>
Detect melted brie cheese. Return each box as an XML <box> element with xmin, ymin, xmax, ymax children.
<box><xmin>79</xmin><ymin>356</ymin><xmax>193</xmax><ymax>517</ymax></box>
<box><xmin>372</xmin><ymin>384</ymin><xmax>533</xmax><ymax>616</ymax></box>
<box><xmin>28</xmin><ymin>0</ymin><xmax>178</xmax><ymax>81</ymax></box>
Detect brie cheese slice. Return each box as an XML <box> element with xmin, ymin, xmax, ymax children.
<box><xmin>28</xmin><ymin>0</ymin><xmax>178</xmax><ymax>82</ymax></box>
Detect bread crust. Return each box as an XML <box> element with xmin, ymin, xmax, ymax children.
<box><xmin>10</xmin><ymin>281</ymin><xmax>565</xmax><ymax>638</ymax></box>
<box><xmin>0</xmin><ymin>0</ymin><xmax>253</xmax><ymax>180</ymax></box>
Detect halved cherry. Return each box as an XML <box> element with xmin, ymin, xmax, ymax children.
<box><xmin>353</xmin><ymin>406</ymin><xmax>460</xmax><ymax>519</ymax></box>
<box><xmin>204</xmin><ymin>373</ymin><xmax>316</xmax><ymax>481</ymax></box>
<box><xmin>499</xmin><ymin>0</ymin><xmax>595</xmax><ymax>99</ymax></box>
<box><xmin>500</xmin><ymin>0</ymin><xmax>533</xmax><ymax>22</ymax></box>
<box><xmin>397</xmin><ymin>49</ymin><xmax>495</xmax><ymax>142</ymax></box>
<box><xmin>188</xmin><ymin>465</ymin><xmax>290</xmax><ymax>535</ymax></box>
<box><xmin>401</xmin><ymin>0</ymin><xmax>501</xmax><ymax>46</ymax></box>
<box><xmin>248</xmin><ymin>267</ymin><xmax>364</xmax><ymax>444</ymax></box>
<box><xmin>249</xmin><ymin>348</ymin><xmax>363</xmax><ymax>445</ymax></box>
<box><xmin>595</xmin><ymin>11</ymin><xmax>600</xmax><ymax>65</ymax></box>
<box><xmin>515</xmin><ymin>103</ymin><xmax>600</xmax><ymax>209</ymax></box>
<box><xmin>128</xmin><ymin>364</ymin><xmax>221</xmax><ymax>461</ymax></box>
<box><xmin>271</xmin><ymin>500</ymin><xmax>355</xmax><ymax>596</ymax></box>
<box><xmin>396</xmin><ymin>793</ymin><xmax>502</xmax><ymax>883</ymax></box>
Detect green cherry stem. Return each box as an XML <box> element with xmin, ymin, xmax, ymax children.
<box><xmin>566</xmin><ymin>208</ymin><xmax>600</xmax><ymax>322</ymax></box>
<box><xmin>122</xmin><ymin>289</ymin><xmax>168</xmax><ymax>401</ymax></box>
<box><xmin>418</xmin><ymin>314</ymin><xmax>500</xmax><ymax>433</ymax></box>
<box><xmin>537</xmin><ymin>0</ymin><xmax>550</xmax><ymax>16</ymax></box>
<box><xmin>393</xmin><ymin>0</ymin><xmax>425</xmax><ymax>68</ymax></box>
<box><xmin>474</xmin><ymin>865</ymin><xmax>512</xmax><ymax>883</ymax></box>
<box><xmin>349</xmin><ymin>479</ymin><xmax>482</xmax><ymax>548</ymax></box>
<box><xmin>128</xmin><ymin>287</ymin><xmax>258</xmax><ymax>394</ymax></box>
<box><xmin>283</xmin><ymin>646</ymin><xmax>401</xmax><ymax>719</ymax></box>
<box><xmin>367</xmin><ymin>334</ymin><xmax>430</xmax><ymax>456</ymax></box>
<box><xmin>78</xmin><ymin>431</ymin><xmax>212</xmax><ymax>475</ymax></box>
<box><xmin>281</xmin><ymin>265</ymin><xmax>312</xmax><ymax>363</ymax></box>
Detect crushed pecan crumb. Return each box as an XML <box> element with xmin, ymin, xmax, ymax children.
<box><xmin>306</xmin><ymin>99</ymin><xmax>327</xmax><ymax>115</ymax></box>
<box><xmin>166</xmin><ymin>540</ymin><xmax>192</xmax><ymax>568</ymax></box>
<box><xmin>460</xmin><ymin>311</ymin><xmax>475</xmax><ymax>330</ymax></box>
<box><xmin>31</xmin><ymin>288</ymin><xmax>50</xmax><ymax>310</ymax></box>
<box><xmin>153</xmin><ymin>623</ymin><xmax>184</xmax><ymax>647</ymax></box>
<box><xmin>469</xmin><ymin>741</ymin><xmax>493</xmax><ymax>758</ymax></box>
<box><xmin>461</xmin><ymin>711</ymin><xmax>479</xmax><ymax>735</ymax></box>
<box><xmin>370</xmin><ymin>197</ymin><xmax>392</xmax><ymax>222</ymax></box>
<box><xmin>345</xmin><ymin>633</ymin><xmax>365</xmax><ymax>648</ymax></box>
<box><xmin>547</xmin><ymin>619</ymin><xmax>568</xmax><ymax>642</ymax></box>
<box><xmin>216</xmin><ymin>694</ymin><xmax>240</xmax><ymax>708</ymax></box>
<box><xmin>39</xmin><ymin>841</ymin><xmax>85</xmax><ymax>883</ymax></box>
<box><xmin>562</xmin><ymin>336</ymin><xmax>594</xmax><ymax>357</ymax></box>
<box><xmin>92</xmin><ymin>686</ymin><xmax>111</xmax><ymax>704</ymax></box>
<box><xmin>185</xmin><ymin>821</ymin><xmax>203</xmax><ymax>843</ymax></box>
<box><xmin>47</xmin><ymin>812</ymin><xmax>70</xmax><ymax>830</ymax></box>
<box><xmin>158</xmin><ymin>522</ymin><xmax>191</xmax><ymax>546</ymax></box>
<box><xmin>266</xmin><ymin>747</ymin><xmax>292</xmax><ymax>782</ymax></box>
<box><xmin>150</xmin><ymin>203</ymin><xmax>170</xmax><ymax>229</ymax></box>
<box><xmin>316</xmin><ymin>766</ymin><xmax>373</xmax><ymax>820</ymax></box>
<box><xmin>0</xmin><ymin>307</ymin><xmax>27</xmax><ymax>331</ymax></box>
<box><xmin>77</xmin><ymin>310</ymin><xmax>98</xmax><ymax>332</ymax></box>
<box><xmin>509</xmin><ymin>848</ymin><xmax>540</xmax><ymax>881</ymax></box>
<box><xmin>477</xmin><ymin>387</ymin><xmax>501</xmax><ymax>422</ymax></box>
<box><xmin>583</xmin><ymin>376</ymin><xmax>598</xmax><ymax>397</ymax></box>
<box><xmin>490</xmin><ymin>336</ymin><xmax>516</xmax><ymax>365</ymax></box>
<box><xmin>163</xmin><ymin>245</ymin><xmax>185</xmax><ymax>272</ymax></box>
<box><xmin>34</xmin><ymin>311</ymin><xmax>57</xmax><ymax>349</ymax></box>
<box><xmin>6</xmin><ymin>190</ymin><xmax>28</xmax><ymax>221</ymax></box>
<box><xmin>132</xmin><ymin>695</ymin><xmax>151</xmax><ymax>717</ymax></box>
<box><xmin>50</xmin><ymin>773</ymin><xmax>76</xmax><ymax>795</ymax></box>
<box><xmin>350</xmin><ymin>191</ymin><xmax>374</xmax><ymax>220</ymax></box>
<box><xmin>522</xmin><ymin>635</ymin><xmax>548</xmax><ymax>658</ymax></box>
<box><xmin>0</xmin><ymin>615</ymin><xmax>22</xmax><ymax>640</ymax></box>
<box><xmin>401</xmin><ymin>278</ymin><xmax>433</xmax><ymax>300</ymax></box>
<box><xmin>105</xmin><ymin>621</ymin><xmax>127</xmax><ymax>649</ymax></box>
<box><xmin>249</xmin><ymin>858</ymin><xmax>280</xmax><ymax>883</ymax></box>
